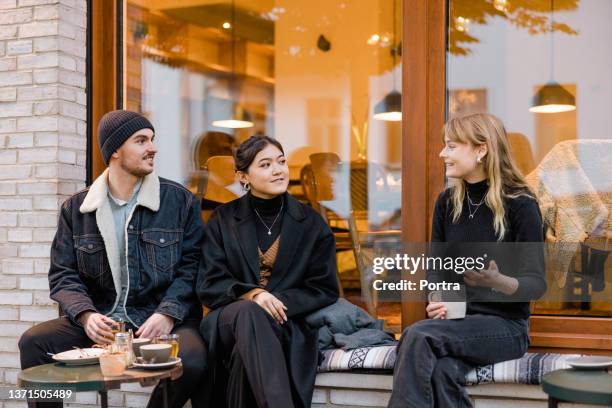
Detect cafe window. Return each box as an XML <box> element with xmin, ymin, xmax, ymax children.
<box><xmin>117</xmin><ymin>0</ymin><xmax>403</xmax><ymax>332</ymax></box>
<box><xmin>447</xmin><ymin>0</ymin><xmax>611</xmax><ymax>320</ymax></box>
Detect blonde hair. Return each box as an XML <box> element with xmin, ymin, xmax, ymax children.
<box><xmin>444</xmin><ymin>113</ymin><xmax>534</xmax><ymax>240</ymax></box>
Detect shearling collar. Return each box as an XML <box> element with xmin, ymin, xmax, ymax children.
<box><xmin>80</xmin><ymin>168</ymin><xmax>160</xmax><ymax>214</ymax></box>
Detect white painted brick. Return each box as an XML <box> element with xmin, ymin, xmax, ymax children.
<box><xmin>7</xmin><ymin>133</ymin><xmax>33</xmax><ymax>147</ymax></box>
<box><xmin>0</xmin><ymin>8</ymin><xmax>32</xmax><ymax>25</ymax></box>
<box><xmin>17</xmin><ymin>52</ymin><xmax>59</xmax><ymax>69</ymax></box>
<box><xmin>0</xmin><ymin>87</ymin><xmax>17</xmax><ymax>102</ymax></box>
<box><xmin>0</xmin><ymin>164</ymin><xmax>31</xmax><ymax>179</ymax></box>
<box><xmin>0</xmin><ymin>134</ymin><xmax>5</xmax><ymax>146</ymax></box>
<box><xmin>7</xmin><ymin>228</ymin><xmax>32</xmax><ymax>242</ymax></box>
<box><xmin>0</xmin><ymin>212</ymin><xmax>18</xmax><ymax>226</ymax></box>
<box><xmin>0</xmin><ymin>352</ymin><xmax>21</xmax><ymax>368</ymax></box>
<box><xmin>33</xmin><ymin>195</ymin><xmax>59</xmax><ymax>209</ymax></box>
<box><xmin>58</xmin><ymin>116</ymin><xmax>75</xmax><ymax>132</ymax></box>
<box><xmin>0</xmin><ymin>306</ymin><xmax>19</xmax><ymax>320</ymax></box>
<box><xmin>18</xmin><ymin>181</ymin><xmax>58</xmax><ymax>195</ymax></box>
<box><xmin>58</xmin><ymin>163</ymin><xmax>83</xmax><ymax>180</ymax></box>
<box><xmin>20</xmin><ymin>305</ymin><xmax>57</xmax><ymax>322</ymax></box>
<box><xmin>17</xmin><ymin>116</ymin><xmax>58</xmax><ymax>132</ymax></box>
<box><xmin>0</xmin><ymin>0</ymin><xmax>17</xmax><ymax>9</ymax></box>
<box><xmin>0</xmin><ymin>118</ymin><xmax>17</xmax><ymax>133</ymax></box>
<box><xmin>58</xmin><ymin>20</ymin><xmax>76</xmax><ymax>39</ymax></box>
<box><xmin>4</xmin><ymin>368</ymin><xmax>19</xmax><ymax>385</ymax></box>
<box><xmin>58</xmin><ymin>181</ymin><xmax>77</xmax><ymax>194</ymax></box>
<box><xmin>34</xmin><ymin>259</ymin><xmax>50</xmax><ymax>275</ymax></box>
<box><xmin>0</xmin><ymin>181</ymin><xmax>16</xmax><ymax>195</ymax></box>
<box><xmin>74</xmin><ymin>391</ymin><xmax>97</xmax><ymax>404</ymax></box>
<box><xmin>58</xmin><ymin>69</ymin><xmax>84</xmax><ymax>88</ymax></box>
<box><xmin>18</xmin><ymin>147</ymin><xmax>58</xmax><ymax>163</ymax></box>
<box><xmin>0</xmin><ymin>227</ymin><xmax>7</xmax><ymax>241</ymax></box>
<box><xmin>75</xmin><ymin>57</ymin><xmax>85</xmax><ymax>74</ymax></box>
<box><xmin>35</xmin><ymin>132</ymin><xmax>59</xmax><ymax>146</ymax></box>
<box><xmin>0</xmin><ymin>41</ymin><xmax>4</xmax><ymax>56</ymax></box>
<box><xmin>0</xmin><ymin>26</ymin><xmax>18</xmax><ymax>40</ymax></box>
<box><xmin>6</xmin><ymin>39</ymin><xmax>32</xmax><ymax>55</ymax></box>
<box><xmin>2</xmin><ymin>259</ymin><xmax>33</xmax><ymax>274</ymax></box>
<box><xmin>0</xmin><ymin>149</ymin><xmax>17</xmax><ymax>164</ymax></box>
<box><xmin>19</xmin><ymin>0</ymin><xmax>59</xmax><ymax>5</ymax></box>
<box><xmin>18</xmin><ymin>212</ymin><xmax>57</xmax><ymax>227</ymax></box>
<box><xmin>34</xmin><ymin>3</ymin><xmax>59</xmax><ymax>19</ymax></box>
<box><xmin>0</xmin><ymin>198</ymin><xmax>31</xmax><ymax>210</ymax></box>
<box><xmin>58</xmin><ymin>149</ymin><xmax>75</xmax><ymax>164</ymax></box>
<box><xmin>33</xmin><ymin>290</ymin><xmax>54</xmax><ymax>305</ymax></box>
<box><xmin>76</xmin><ymin>119</ymin><xmax>85</xmax><ymax>135</ymax></box>
<box><xmin>124</xmin><ymin>393</ymin><xmax>151</xmax><ymax>408</ymax></box>
<box><xmin>58</xmin><ymin>54</ymin><xmax>75</xmax><ymax>70</ymax></box>
<box><xmin>19</xmin><ymin>20</ymin><xmax>58</xmax><ymax>38</ymax></box>
<box><xmin>5</xmin><ymin>399</ymin><xmax>30</xmax><ymax>408</ymax></box>
<box><xmin>0</xmin><ymin>243</ymin><xmax>19</xmax><ymax>257</ymax></box>
<box><xmin>0</xmin><ymin>57</ymin><xmax>16</xmax><ymax>71</ymax></box>
<box><xmin>33</xmin><ymin>227</ymin><xmax>54</xmax><ymax>242</ymax></box>
<box><xmin>19</xmin><ymin>276</ymin><xmax>50</xmax><ymax>290</ymax></box>
<box><xmin>34</xmin><ymin>100</ymin><xmax>59</xmax><ymax>115</ymax></box>
<box><xmin>75</xmin><ymin>90</ymin><xmax>85</xmax><ymax>105</ymax></box>
<box><xmin>34</xmin><ymin>163</ymin><xmax>58</xmax><ymax>178</ymax></box>
<box><xmin>59</xmin><ymin>37</ymin><xmax>84</xmax><ymax>58</ymax></box>
<box><xmin>76</xmin><ymin>152</ymin><xmax>85</xmax><ymax>167</ymax></box>
<box><xmin>120</xmin><ymin>383</ymin><xmax>155</xmax><ymax>393</ymax></box>
<box><xmin>107</xmin><ymin>390</ymin><xmax>125</xmax><ymax>407</ymax></box>
<box><xmin>17</xmin><ymin>85</ymin><xmax>57</xmax><ymax>101</ymax></box>
<box><xmin>58</xmin><ymin>85</ymin><xmax>76</xmax><ymax>101</ymax></box>
<box><xmin>60</xmin><ymin>101</ymin><xmax>85</xmax><ymax>120</ymax></box>
<box><xmin>0</xmin><ymin>71</ymin><xmax>32</xmax><ymax>86</ymax></box>
<box><xmin>0</xmin><ymin>275</ymin><xmax>17</xmax><ymax>288</ymax></box>
<box><xmin>0</xmin><ymin>337</ymin><xmax>19</xmax><ymax>353</ymax></box>
<box><xmin>33</xmin><ymin>68</ymin><xmax>58</xmax><ymax>84</ymax></box>
<box><xmin>0</xmin><ymin>290</ymin><xmax>31</xmax><ymax>304</ymax></box>
<box><xmin>58</xmin><ymin>133</ymin><xmax>82</xmax><ymax>149</ymax></box>
<box><xmin>33</xmin><ymin>36</ymin><xmax>58</xmax><ymax>52</ymax></box>
<box><xmin>0</xmin><ymin>102</ymin><xmax>32</xmax><ymax>117</ymax></box>
<box><xmin>19</xmin><ymin>243</ymin><xmax>52</xmax><ymax>257</ymax></box>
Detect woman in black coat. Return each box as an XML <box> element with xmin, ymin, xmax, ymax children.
<box><xmin>197</xmin><ymin>135</ymin><xmax>339</xmax><ymax>408</ymax></box>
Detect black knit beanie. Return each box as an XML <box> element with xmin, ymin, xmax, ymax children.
<box><xmin>98</xmin><ymin>110</ymin><xmax>155</xmax><ymax>164</ymax></box>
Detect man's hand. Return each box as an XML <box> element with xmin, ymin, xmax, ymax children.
<box><xmin>78</xmin><ymin>312</ymin><xmax>116</xmax><ymax>345</ymax></box>
<box><xmin>426</xmin><ymin>302</ymin><xmax>447</xmax><ymax>319</ymax></box>
<box><xmin>253</xmin><ymin>292</ymin><xmax>287</xmax><ymax>324</ymax></box>
<box><xmin>136</xmin><ymin>313</ymin><xmax>175</xmax><ymax>339</ymax></box>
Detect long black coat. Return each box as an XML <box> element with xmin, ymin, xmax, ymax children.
<box><xmin>197</xmin><ymin>193</ymin><xmax>339</xmax><ymax>407</ymax></box>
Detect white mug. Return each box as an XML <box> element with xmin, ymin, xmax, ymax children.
<box><xmin>428</xmin><ymin>290</ymin><xmax>466</xmax><ymax>319</ymax></box>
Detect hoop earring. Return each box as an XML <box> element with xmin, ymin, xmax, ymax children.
<box><xmin>476</xmin><ymin>156</ymin><xmax>482</xmax><ymax>164</ymax></box>
<box><xmin>243</xmin><ymin>182</ymin><xmax>250</xmax><ymax>191</ymax></box>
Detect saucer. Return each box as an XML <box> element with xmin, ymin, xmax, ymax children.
<box><xmin>566</xmin><ymin>356</ymin><xmax>612</xmax><ymax>370</ymax></box>
<box><xmin>132</xmin><ymin>357</ymin><xmax>181</xmax><ymax>370</ymax></box>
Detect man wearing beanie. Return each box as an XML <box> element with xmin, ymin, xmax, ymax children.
<box><xmin>19</xmin><ymin>110</ymin><xmax>208</xmax><ymax>408</ymax></box>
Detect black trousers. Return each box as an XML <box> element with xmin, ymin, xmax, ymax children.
<box><xmin>218</xmin><ymin>300</ymin><xmax>294</xmax><ymax>408</ymax></box>
<box><xmin>18</xmin><ymin>317</ymin><xmax>208</xmax><ymax>408</ymax></box>
<box><xmin>388</xmin><ymin>314</ymin><xmax>529</xmax><ymax>408</ymax></box>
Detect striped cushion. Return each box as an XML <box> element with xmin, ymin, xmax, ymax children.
<box><xmin>318</xmin><ymin>347</ymin><xmax>580</xmax><ymax>385</ymax></box>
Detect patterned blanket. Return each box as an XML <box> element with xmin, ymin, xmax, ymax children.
<box><xmin>318</xmin><ymin>346</ymin><xmax>580</xmax><ymax>385</ymax></box>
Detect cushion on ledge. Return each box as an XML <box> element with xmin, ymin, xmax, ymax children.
<box><xmin>318</xmin><ymin>347</ymin><xmax>580</xmax><ymax>385</ymax></box>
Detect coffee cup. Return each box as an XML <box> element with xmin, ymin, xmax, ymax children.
<box><xmin>132</xmin><ymin>337</ymin><xmax>151</xmax><ymax>357</ymax></box>
<box><xmin>140</xmin><ymin>344</ymin><xmax>171</xmax><ymax>363</ymax></box>
<box><xmin>428</xmin><ymin>290</ymin><xmax>466</xmax><ymax>319</ymax></box>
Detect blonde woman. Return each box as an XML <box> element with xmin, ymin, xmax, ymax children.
<box><xmin>389</xmin><ymin>113</ymin><xmax>546</xmax><ymax>408</ymax></box>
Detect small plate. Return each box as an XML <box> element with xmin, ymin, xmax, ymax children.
<box><xmin>132</xmin><ymin>357</ymin><xmax>181</xmax><ymax>370</ymax></box>
<box><xmin>52</xmin><ymin>348</ymin><xmax>106</xmax><ymax>366</ymax></box>
<box><xmin>567</xmin><ymin>356</ymin><xmax>612</xmax><ymax>370</ymax></box>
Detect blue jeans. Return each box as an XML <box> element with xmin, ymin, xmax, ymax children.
<box><xmin>388</xmin><ymin>314</ymin><xmax>529</xmax><ymax>408</ymax></box>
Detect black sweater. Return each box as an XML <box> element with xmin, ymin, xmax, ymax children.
<box><xmin>430</xmin><ymin>179</ymin><xmax>547</xmax><ymax>319</ymax></box>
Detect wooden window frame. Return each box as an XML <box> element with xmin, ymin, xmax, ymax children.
<box><xmin>400</xmin><ymin>0</ymin><xmax>612</xmax><ymax>352</ymax></box>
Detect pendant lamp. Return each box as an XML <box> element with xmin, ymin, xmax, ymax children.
<box><xmin>374</xmin><ymin>0</ymin><xmax>401</xmax><ymax>122</ymax></box>
<box><xmin>212</xmin><ymin>0</ymin><xmax>254</xmax><ymax>129</ymax></box>
<box><xmin>529</xmin><ymin>0</ymin><xmax>575</xmax><ymax>113</ymax></box>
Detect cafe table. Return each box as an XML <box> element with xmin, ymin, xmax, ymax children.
<box><xmin>18</xmin><ymin>362</ymin><xmax>182</xmax><ymax>408</ymax></box>
<box><xmin>541</xmin><ymin>368</ymin><xmax>612</xmax><ymax>407</ymax></box>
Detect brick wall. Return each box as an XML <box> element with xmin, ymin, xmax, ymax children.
<box><xmin>0</xmin><ymin>0</ymin><xmax>87</xmax><ymax>401</ymax></box>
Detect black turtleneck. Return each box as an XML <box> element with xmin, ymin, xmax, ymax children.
<box><xmin>431</xmin><ymin>179</ymin><xmax>546</xmax><ymax>319</ymax></box>
<box><xmin>248</xmin><ymin>192</ymin><xmax>286</xmax><ymax>252</ymax></box>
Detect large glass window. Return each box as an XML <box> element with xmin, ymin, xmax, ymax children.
<box><xmin>124</xmin><ymin>0</ymin><xmax>403</xmax><ymax>331</ymax></box>
<box><xmin>447</xmin><ymin>0</ymin><xmax>611</xmax><ymax>317</ymax></box>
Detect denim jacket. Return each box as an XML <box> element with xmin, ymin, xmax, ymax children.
<box><xmin>49</xmin><ymin>169</ymin><xmax>204</xmax><ymax>327</ymax></box>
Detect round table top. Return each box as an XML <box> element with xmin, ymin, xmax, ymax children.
<box><xmin>542</xmin><ymin>369</ymin><xmax>612</xmax><ymax>406</ymax></box>
<box><xmin>18</xmin><ymin>363</ymin><xmax>182</xmax><ymax>392</ymax></box>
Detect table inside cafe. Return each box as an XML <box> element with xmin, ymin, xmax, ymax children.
<box><xmin>18</xmin><ymin>361</ymin><xmax>182</xmax><ymax>408</ymax></box>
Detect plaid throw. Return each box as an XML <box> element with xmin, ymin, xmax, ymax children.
<box><xmin>318</xmin><ymin>347</ymin><xmax>581</xmax><ymax>385</ymax></box>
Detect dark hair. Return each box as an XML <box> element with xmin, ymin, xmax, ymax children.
<box><xmin>234</xmin><ymin>135</ymin><xmax>285</xmax><ymax>173</ymax></box>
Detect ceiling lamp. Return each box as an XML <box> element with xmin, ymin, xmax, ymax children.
<box><xmin>374</xmin><ymin>0</ymin><xmax>402</xmax><ymax>122</ymax></box>
<box><xmin>212</xmin><ymin>0</ymin><xmax>254</xmax><ymax>129</ymax></box>
<box><xmin>529</xmin><ymin>0</ymin><xmax>575</xmax><ymax>113</ymax></box>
